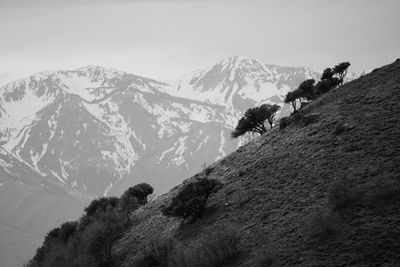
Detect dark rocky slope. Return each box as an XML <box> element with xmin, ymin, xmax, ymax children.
<box><xmin>113</xmin><ymin>59</ymin><xmax>400</xmax><ymax>266</ymax></box>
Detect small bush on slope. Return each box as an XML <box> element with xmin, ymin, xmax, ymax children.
<box><xmin>196</xmin><ymin>227</ymin><xmax>241</xmax><ymax>267</ymax></box>
<box><xmin>279</xmin><ymin>112</ymin><xmax>320</xmax><ymax>130</ymax></box>
<box><xmin>133</xmin><ymin>237</ymin><xmax>178</xmax><ymax>267</ymax></box>
<box><xmin>306</xmin><ymin>177</ymin><xmax>356</xmax><ymax>242</ymax></box>
<box><xmin>162</xmin><ymin>178</ymin><xmax>223</xmax><ymax>222</ymax></box>
<box><xmin>133</xmin><ymin>227</ymin><xmax>241</xmax><ymax>267</ymax></box>
<box><xmin>121</xmin><ymin>183</ymin><xmax>154</xmax><ymax>205</ymax></box>
<box><xmin>84</xmin><ymin>196</ymin><xmax>119</xmax><ymax>217</ymax></box>
<box><xmin>306</xmin><ymin>209</ymin><xmax>338</xmax><ymax>241</ymax></box>
<box><xmin>327</xmin><ymin>177</ymin><xmax>355</xmax><ymax>211</ymax></box>
<box><xmin>368</xmin><ymin>171</ymin><xmax>400</xmax><ymax>202</ymax></box>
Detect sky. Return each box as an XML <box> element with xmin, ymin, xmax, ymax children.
<box><xmin>0</xmin><ymin>0</ymin><xmax>399</xmax><ymax>85</ymax></box>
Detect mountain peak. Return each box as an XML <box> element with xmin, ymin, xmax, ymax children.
<box><xmin>74</xmin><ymin>65</ymin><xmax>126</xmax><ymax>76</ymax></box>
<box><xmin>163</xmin><ymin>56</ymin><xmax>321</xmax><ymax>112</ymax></box>
<box><xmin>218</xmin><ymin>55</ymin><xmax>265</xmax><ymax>70</ymax></box>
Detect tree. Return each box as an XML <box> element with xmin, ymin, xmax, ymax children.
<box><xmin>231</xmin><ymin>104</ymin><xmax>280</xmax><ymax>138</ymax></box>
<box><xmin>264</xmin><ymin>104</ymin><xmax>281</xmax><ymax>128</ymax></box>
<box><xmin>333</xmin><ymin>62</ymin><xmax>351</xmax><ymax>85</ymax></box>
<box><xmin>298</xmin><ymin>79</ymin><xmax>316</xmax><ymax>101</ymax></box>
<box><xmin>321</xmin><ymin>67</ymin><xmax>334</xmax><ymax>80</ymax></box>
<box><xmin>83</xmin><ymin>216</ymin><xmax>126</xmax><ymax>267</ymax></box>
<box><xmin>315</xmin><ymin>77</ymin><xmax>341</xmax><ymax>96</ymax></box>
<box><xmin>284</xmin><ymin>80</ymin><xmax>315</xmax><ymax>113</ymax></box>
<box><xmin>284</xmin><ymin>91</ymin><xmax>298</xmax><ymax>112</ymax></box>
<box><xmin>121</xmin><ymin>183</ymin><xmax>154</xmax><ymax>205</ymax></box>
<box><xmin>59</xmin><ymin>221</ymin><xmax>78</xmax><ymax>243</ymax></box>
<box><xmin>84</xmin><ymin>197</ymin><xmax>119</xmax><ymax>217</ymax></box>
<box><xmin>162</xmin><ymin>178</ymin><xmax>222</xmax><ymax>222</ymax></box>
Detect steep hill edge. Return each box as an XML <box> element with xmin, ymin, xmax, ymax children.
<box><xmin>114</xmin><ymin>59</ymin><xmax>400</xmax><ymax>266</ymax></box>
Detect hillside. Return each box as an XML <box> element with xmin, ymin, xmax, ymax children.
<box><xmin>112</xmin><ymin>59</ymin><xmax>400</xmax><ymax>266</ymax></box>
<box><xmin>0</xmin><ymin>57</ymin><xmax>322</xmax><ymax>266</ymax></box>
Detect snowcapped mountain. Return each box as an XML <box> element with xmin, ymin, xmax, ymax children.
<box><xmin>0</xmin><ymin>65</ymin><xmax>239</xmax><ymax>197</ymax></box>
<box><xmin>0</xmin><ymin>65</ymin><xmax>240</xmax><ymax>265</ymax></box>
<box><xmin>0</xmin><ymin>57</ymin><xmax>364</xmax><ymax>266</ymax></box>
<box><xmin>162</xmin><ymin>56</ymin><xmax>321</xmax><ymax>116</ymax></box>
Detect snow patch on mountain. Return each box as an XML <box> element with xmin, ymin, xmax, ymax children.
<box><xmin>216</xmin><ymin>130</ymin><xmax>227</xmax><ymax>160</ymax></box>
<box><xmin>159</xmin><ymin>146</ymin><xmax>175</xmax><ymax>162</ymax></box>
<box><xmin>83</xmin><ymin>100</ymin><xmax>138</xmax><ymax>173</ymax></box>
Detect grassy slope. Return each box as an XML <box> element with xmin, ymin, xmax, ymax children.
<box><xmin>114</xmin><ymin>59</ymin><xmax>400</xmax><ymax>266</ymax></box>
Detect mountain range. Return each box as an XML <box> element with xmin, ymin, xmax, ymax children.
<box><xmin>0</xmin><ymin>56</ymin><xmax>364</xmax><ymax>266</ymax></box>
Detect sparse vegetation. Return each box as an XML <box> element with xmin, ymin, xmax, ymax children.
<box><xmin>27</xmin><ymin>183</ymin><xmax>154</xmax><ymax>267</ymax></box>
<box><xmin>196</xmin><ymin>227</ymin><xmax>241</xmax><ymax>267</ymax></box>
<box><xmin>369</xmin><ymin>172</ymin><xmax>400</xmax><ymax>202</ymax></box>
<box><xmin>279</xmin><ymin>112</ymin><xmax>320</xmax><ymax>130</ymax></box>
<box><xmin>307</xmin><ymin>209</ymin><xmax>337</xmax><ymax>241</ymax></box>
<box><xmin>133</xmin><ymin>227</ymin><xmax>241</xmax><ymax>267</ymax></box>
<box><xmin>133</xmin><ymin>237</ymin><xmax>177</xmax><ymax>267</ymax></box>
<box><xmin>29</xmin><ymin>60</ymin><xmax>400</xmax><ymax>267</ymax></box>
<box><xmin>204</xmin><ymin>165</ymin><xmax>214</xmax><ymax>176</ymax></box>
<box><xmin>327</xmin><ymin>177</ymin><xmax>355</xmax><ymax>211</ymax></box>
<box><xmin>254</xmin><ymin>253</ymin><xmax>274</xmax><ymax>267</ymax></box>
<box><xmin>162</xmin><ymin>178</ymin><xmax>223</xmax><ymax>222</ymax></box>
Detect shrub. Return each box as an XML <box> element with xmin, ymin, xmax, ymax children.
<box><xmin>84</xmin><ymin>197</ymin><xmax>119</xmax><ymax>217</ymax></box>
<box><xmin>28</xmin><ymin>182</ymin><xmax>152</xmax><ymax>266</ymax></box>
<box><xmin>119</xmin><ymin>194</ymin><xmax>140</xmax><ymax>217</ymax></box>
<box><xmin>197</xmin><ymin>227</ymin><xmax>241</xmax><ymax>267</ymax></box>
<box><xmin>204</xmin><ymin>165</ymin><xmax>214</xmax><ymax>176</ymax></box>
<box><xmin>369</xmin><ymin>172</ymin><xmax>400</xmax><ymax>202</ymax></box>
<box><xmin>81</xmin><ymin>219</ymin><xmax>126</xmax><ymax>267</ymax></box>
<box><xmin>121</xmin><ymin>183</ymin><xmax>154</xmax><ymax>205</ymax></box>
<box><xmin>307</xmin><ymin>210</ymin><xmax>337</xmax><ymax>241</ymax></box>
<box><xmin>254</xmin><ymin>254</ymin><xmax>274</xmax><ymax>267</ymax></box>
<box><xmin>134</xmin><ymin>227</ymin><xmax>241</xmax><ymax>267</ymax></box>
<box><xmin>78</xmin><ymin>214</ymin><xmax>94</xmax><ymax>232</ymax></box>
<box><xmin>162</xmin><ymin>178</ymin><xmax>223</xmax><ymax>222</ymax></box>
<box><xmin>133</xmin><ymin>237</ymin><xmax>177</xmax><ymax>267</ymax></box>
<box><xmin>279</xmin><ymin>113</ymin><xmax>319</xmax><ymax>130</ymax></box>
<box><xmin>327</xmin><ymin>178</ymin><xmax>354</xmax><ymax>211</ymax></box>
<box><xmin>59</xmin><ymin>221</ymin><xmax>78</xmax><ymax>243</ymax></box>
<box><xmin>279</xmin><ymin>116</ymin><xmax>291</xmax><ymax>130</ymax></box>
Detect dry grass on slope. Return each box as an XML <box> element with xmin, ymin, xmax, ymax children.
<box><xmin>114</xmin><ymin>59</ymin><xmax>400</xmax><ymax>267</ymax></box>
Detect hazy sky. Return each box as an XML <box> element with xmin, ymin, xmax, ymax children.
<box><xmin>0</xmin><ymin>0</ymin><xmax>399</xmax><ymax>85</ymax></box>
